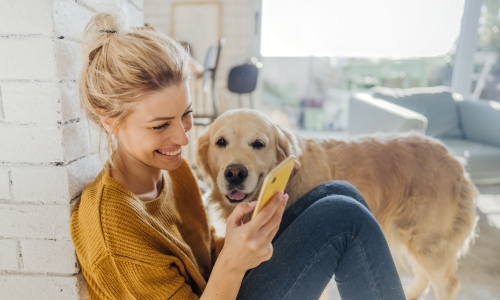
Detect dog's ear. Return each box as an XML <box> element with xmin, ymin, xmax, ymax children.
<box><xmin>196</xmin><ymin>128</ymin><xmax>211</xmax><ymax>178</ymax></box>
<box><xmin>274</xmin><ymin>124</ymin><xmax>302</xmax><ymax>162</ymax></box>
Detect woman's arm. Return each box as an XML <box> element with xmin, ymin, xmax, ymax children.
<box><xmin>201</xmin><ymin>192</ymin><xmax>288</xmax><ymax>299</ymax></box>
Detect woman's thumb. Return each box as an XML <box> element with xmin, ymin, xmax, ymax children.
<box><xmin>228</xmin><ymin>201</ymin><xmax>256</xmax><ymax>226</ymax></box>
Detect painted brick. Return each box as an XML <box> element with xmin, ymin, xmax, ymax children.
<box><xmin>0</xmin><ymin>122</ymin><xmax>90</xmax><ymax>163</ymax></box>
<box><xmin>127</xmin><ymin>1</ymin><xmax>145</xmax><ymax>27</ymax></box>
<box><xmin>0</xmin><ymin>275</ymin><xmax>82</xmax><ymax>300</ymax></box>
<box><xmin>130</xmin><ymin>0</ymin><xmax>144</xmax><ymax>10</ymax></box>
<box><xmin>0</xmin><ymin>168</ymin><xmax>10</xmax><ymax>199</ymax></box>
<box><xmin>54</xmin><ymin>40</ymin><xmax>83</xmax><ymax>81</ymax></box>
<box><xmin>11</xmin><ymin>166</ymin><xmax>69</xmax><ymax>204</ymax></box>
<box><xmin>0</xmin><ymin>204</ymin><xmax>71</xmax><ymax>240</ymax></box>
<box><xmin>77</xmin><ymin>0</ymin><xmax>120</xmax><ymax>12</ymax></box>
<box><xmin>63</xmin><ymin>122</ymin><xmax>90</xmax><ymax>163</ymax></box>
<box><xmin>0</xmin><ymin>38</ymin><xmax>57</xmax><ymax>81</ymax></box>
<box><xmin>0</xmin><ymin>82</ymin><xmax>79</xmax><ymax>125</ymax></box>
<box><xmin>0</xmin><ymin>39</ymin><xmax>82</xmax><ymax>81</ymax></box>
<box><xmin>0</xmin><ymin>239</ymin><xmax>18</xmax><ymax>271</ymax></box>
<box><xmin>59</xmin><ymin>82</ymin><xmax>81</xmax><ymax>123</ymax></box>
<box><xmin>53</xmin><ymin>0</ymin><xmax>94</xmax><ymax>41</ymax></box>
<box><xmin>10</xmin><ymin>155</ymin><xmax>100</xmax><ymax>204</ymax></box>
<box><xmin>20</xmin><ymin>239</ymin><xmax>78</xmax><ymax>274</ymax></box>
<box><xmin>0</xmin><ymin>125</ymin><xmax>64</xmax><ymax>163</ymax></box>
<box><xmin>0</xmin><ymin>0</ymin><xmax>53</xmax><ymax>36</ymax></box>
<box><xmin>67</xmin><ymin>155</ymin><xmax>103</xmax><ymax>199</ymax></box>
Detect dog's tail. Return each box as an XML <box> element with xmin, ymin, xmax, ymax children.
<box><xmin>454</xmin><ymin>175</ymin><xmax>479</xmax><ymax>259</ymax></box>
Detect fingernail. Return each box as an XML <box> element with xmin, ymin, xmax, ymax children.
<box><xmin>283</xmin><ymin>193</ymin><xmax>289</xmax><ymax>202</ymax></box>
<box><xmin>249</xmin><ymin>201</ymin><xmax>257</xmax><ymax>207</ymax></box>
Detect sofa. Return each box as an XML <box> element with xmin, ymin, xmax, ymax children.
<box><xmin>348</xmin><ymin>86</ymin><xmax>500</xmax><ymax>185</ymax></box>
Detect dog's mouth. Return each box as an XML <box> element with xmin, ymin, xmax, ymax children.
<box><xmin>224</xmin><ymin>175</ymin><xmax>263</xmax><ymax>204</ymax></box>
<box><xmin>225</xmin><ymin>190</ymin><xmax>248</xmax><ymax>203</ymax></box>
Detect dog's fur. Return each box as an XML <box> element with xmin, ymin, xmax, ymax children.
<box><xmin>196</xmin><ymin>109</ymin><xmax>477</xmax><ymax>300</ymax></box>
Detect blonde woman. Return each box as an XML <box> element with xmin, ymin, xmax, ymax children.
<box><xmin>70</xmin><ymin>11</ymin><xmax>405</xmax><ymax>300</ymax></box>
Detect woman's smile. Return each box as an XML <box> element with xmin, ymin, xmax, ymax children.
<box><xmin>155</xmin><ymin>148</ymin><xmax>182</xmax><ymax>160</ymax></box>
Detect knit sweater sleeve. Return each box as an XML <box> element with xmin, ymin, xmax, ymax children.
<box><xmin>209</xmin><ymin>226</ymin><xmax>225</xmax><ymax>265</ymax></box>
<box><xmin>93</xmin><ymin>254</ymin><xmax>199</xmax><ymax>300</ymax></box>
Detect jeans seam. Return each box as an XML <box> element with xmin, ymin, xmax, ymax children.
<box><xmin>354</xmin><ymin>237</ymin><xmax>382</xmax><ymax>300</ymax></box>
<box><xmin>281</xmin><ymin>232</ymin><xmax>351</xmax><ymax>300</ymax></box>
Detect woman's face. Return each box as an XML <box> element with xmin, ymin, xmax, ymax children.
<box><xmin>113</xmin><ymin>82</ymin><xmax>193</xmax><ymax>171</ymax></box>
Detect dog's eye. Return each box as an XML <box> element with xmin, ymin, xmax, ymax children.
<box><xmin>216</xmin><ymin>138</ymin><xmax>227</xmax><ymax>147</ymax></box>
<box><xmin>251</xmin><ymin>140</ymin><xmax>265</xmax><ymax>149</ymax></box>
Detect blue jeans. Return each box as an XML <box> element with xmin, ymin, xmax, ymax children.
<box><xmin>237</xmin><ymin>181</ymin><xmax>405</xmax><ymax>300</ymax></box>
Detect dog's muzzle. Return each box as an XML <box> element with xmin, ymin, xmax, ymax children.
<box><xmin>224</xmin><ymin>164</ymin><xmax>248</xmax><ymax>185</ymax></box>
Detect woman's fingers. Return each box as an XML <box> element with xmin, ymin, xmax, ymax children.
<box><xmin>227</xmin><ymin>201</ymin><xmax>257</xmax><ymax>227</ymax></box>
<box><xmin>250</xmin><ymin>192</ymin><xmax>286</xmax><ymax>230</ymax></box>
<box><xmin>258</xmin><ymin>193</ymin><xmax>288</xmax><ymax>238</ymax></box>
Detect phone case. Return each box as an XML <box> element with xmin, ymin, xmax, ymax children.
<box><xmin>251</xmin><ymin>155</ymin><xmax>297</xmax><ymax>219</ymax></box>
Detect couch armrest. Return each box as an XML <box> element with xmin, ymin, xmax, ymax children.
<box><xmin>348</xmin><ymin>93</ymin><xmax>428</xmax><ymax>134</ymax></box>
<box><xmin>458</xmin><ymin>99</ymin><xmax>500</xmax><ymax>148</ymax></box>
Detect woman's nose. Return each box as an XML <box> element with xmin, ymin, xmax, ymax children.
<box><xmin>172</xmin><ymin>122</ymin><xmax>189</xmax><ymax>146</ymax></box>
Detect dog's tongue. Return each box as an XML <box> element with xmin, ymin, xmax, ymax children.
<box><xmin>228</xmin><ymin>191</ymin><xmax>246</xmax><ymax>201</ymax></box>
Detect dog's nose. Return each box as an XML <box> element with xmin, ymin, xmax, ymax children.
<box><xmin>224</xmin><ymin>164</ymin><xmax>248</xmax><ymax>185</ymax></box>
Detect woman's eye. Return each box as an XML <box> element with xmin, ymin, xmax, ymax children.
<box><xmin>216</xmin><ymin>138</ymin><xmax>227</xmax><ymax>147</ymax></box>
<box><xmin>152</xmin><ymin>123</ymin><xmax>169</xmax><ymax>131</ymax></box>
<box><xmin>252</xmin><ymin>140</ymin><xmax>265</xmax><ymax>149</ymax></box>
<box><xmin>183</xmin><ymin>110</ymin><xmax>193</xmax><ymax>118</ymax></box>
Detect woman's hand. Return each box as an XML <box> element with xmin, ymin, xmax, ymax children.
<box><xmin>219</xmin><ymin>191</ymin><xmax>289</xmax><ymax>274</ymax></box>
<box><xmin>200</xmin><ymin>192</ymin><xmax>288</xmax><ymax>300</ymax></box>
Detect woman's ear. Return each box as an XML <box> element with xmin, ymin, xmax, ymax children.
<box><xmin>99</xmin><ymin>116</ymin><xmax>116</xmax><ymax>134</ymax></box>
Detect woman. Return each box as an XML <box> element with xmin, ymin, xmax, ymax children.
<box><xmin>70</xmin><ymin>11</ymin><xmax>405</xmax><ymax>300</ymax></box>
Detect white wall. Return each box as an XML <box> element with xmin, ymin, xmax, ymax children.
<box><xmin>0</xmin><ymin>1</ymin><xmax>144</xmax><ymax>299</ymax></box>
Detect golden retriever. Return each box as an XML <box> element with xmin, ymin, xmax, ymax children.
<box><xmin>196</xmin><ymin>108</ymin><xmax>477</xmax><ymax>300</ymax></box>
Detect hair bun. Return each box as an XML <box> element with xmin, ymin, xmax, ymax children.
<box><xmin>82</xmin><ymin>9</ymin><xmax>128</xmax><ymax>62</ymax></box>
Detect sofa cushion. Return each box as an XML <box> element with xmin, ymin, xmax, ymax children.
<box><xmin>371</xmin><ymin>86</ymin><xmax>463</xmax><ymax>139</ymax></box>
<box><xmin>441</xmin><ymin>138</ymin><xmax>500</xmax><ymax>184</ymax></box>
<box><xmin>456</xmin><ymin>99</ymin><xmax>500</xmax><ymax>148</ymax></box>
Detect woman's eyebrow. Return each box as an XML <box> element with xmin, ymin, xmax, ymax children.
<box><xmin>146</xmin><ymin>103</ymin><xmax>192</xmax><ymax>123</ymax></box>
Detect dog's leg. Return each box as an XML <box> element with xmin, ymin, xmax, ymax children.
<box><xmin>427</xmin><ymin>259</ymin><xmax>459</xmax><ymax>300</ymax></box>
<box><xmin>404</xmin><ymin>255</ymin><xmax>429</xmax><ymax>300</ymax></box>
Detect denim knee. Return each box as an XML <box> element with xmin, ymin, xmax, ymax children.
<box><xmin>306</xmin><ymin>195</ymin><xmax>378</xmax><ymax>236</ymax></box>
<box><xmin>308</xmin><ymin>181</ymin><xmax>369</xmax><ymax>211</ymax></box>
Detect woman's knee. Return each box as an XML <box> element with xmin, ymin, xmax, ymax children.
<box><xmin>306</xmin><ymin>195</ymin><xmax>377</xmax><ymax>231</ymax></box>
<box><xmin>308</xmin><ymin>181</ymin><xmax>368</xmax><ymax>210</ymax></box>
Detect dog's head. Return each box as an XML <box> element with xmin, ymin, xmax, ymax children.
<box><xmin>196</xmin><ymin>109</ymin><xmax>301</xmax><ymax>218</ymax></box>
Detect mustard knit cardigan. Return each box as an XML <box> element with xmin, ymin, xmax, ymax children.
<box><xmin>70</xmin><ymin>159</ymin><xmax>224</xmax><ymax>299</ymax></box>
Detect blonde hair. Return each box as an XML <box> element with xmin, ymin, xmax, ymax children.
<box><xmin>79</xmin><ymin>10</ymin><xmax>191</xmax><ymax>161</ymax></box>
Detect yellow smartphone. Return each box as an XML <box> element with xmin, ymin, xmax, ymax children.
<box><xmin>251</xmin><ymin>155</ymin><xmax>297</xmax><ymax>220</ymax></box>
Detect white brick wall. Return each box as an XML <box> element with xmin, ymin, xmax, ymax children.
<box><xmin>0</xmin><ymin>275</ymin><xmax>86</xmax><ymax>300</ymax></box>
<box><xmin>0</xmin><ymin>82</ymin><xmax>80</xmax><ymax>125</ymax></box>
<box><xmin>0</xmin><ymin>169</ymin><xmax>11</xmax><ymax>199</ymax></box>
<box><xmin>0</xmin><ymin>240</ymin><xmax>18</xmax><ymax>271</ymax></box>
<box><xmin>0</xmin><ymin>1</ymin><xmax>143</xmax><ymax>299</ymax></box>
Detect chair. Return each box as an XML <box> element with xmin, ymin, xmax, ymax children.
<box><xmin>227</xmin><ymin>60</ymin><xmax>260</xmax><ymax>108</ymax></box>
<box><xmin>193</xmin><ymin>38</ymin><xmax>226</xmax><ymax>126</ymax></box>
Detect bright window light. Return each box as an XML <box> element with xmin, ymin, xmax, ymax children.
<box><xmin>261</xmin><ymin>0</ymin><xmax>465</xmax><ymax>58</ymax></box>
